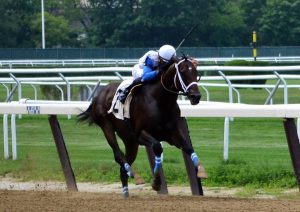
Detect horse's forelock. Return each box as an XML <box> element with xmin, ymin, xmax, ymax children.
<box><xmin>164</xmin><ymin>56</ymin><xmax>195</xmax><ymax>76</ymax></box>
<box><xmin>182</xmin><ymin>53</ymin><xmax>187</xmax><ymax>61</ymax></box>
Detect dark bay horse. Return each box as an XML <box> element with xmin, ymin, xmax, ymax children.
<box><xmin>78</xmin><ymin>56</ymin><xmax>206</xmax><ymax>197</ymax></box>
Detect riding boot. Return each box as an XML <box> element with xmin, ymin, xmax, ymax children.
<box><xmin>119</xmin><ymin>77</ymin><xmax>142</xmax><ymax>103</ymax></box>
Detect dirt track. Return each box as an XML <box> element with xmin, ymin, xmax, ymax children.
<box><xmin>1</xmin><ymin>189</ymin><xmax>300</xmax><ymax>212</ymax></box>
<box><xmin>1</xmin><ymin>179</ymin><xmax>300</xmax><ymax>211</ymax></box>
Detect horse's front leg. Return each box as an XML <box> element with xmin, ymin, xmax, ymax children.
<box><xmin>138</xmin><ymin>130</ymin><xmax>163</xmax><ymax>191</ymax></box>
<box><xmin>169</xmin><ymin>118</ymin><xmax>208</xmax><ymax>179</ymax></box>
<box><xmin>181</xmin><ymin>145</ymin><xmax>208</xmax><ymax>179</ymax></box>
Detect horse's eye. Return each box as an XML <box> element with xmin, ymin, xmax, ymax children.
<box><xmin>197</xmin><ymin>75</ymin><xmax>201</xmax><ymax>82</ymax></box>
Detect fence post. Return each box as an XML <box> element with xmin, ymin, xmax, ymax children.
<box><xmin>11</xmin><ymin>114</ymin><xmax>17</xmax><ymax>160</ymax></box>
<box><xmin>48</xmin><ymin>115</ymin><xmax>78</xmax><ymax>191</ymax></box>
<box><xmin>3</xmin><ymin>114</ymin><xmax>9</xmax><ymax>159</ymax></box>
<box><xmin>283</xmin><ymin>118</ymin><xmax>300</xmax><ymax>190</ymax></box>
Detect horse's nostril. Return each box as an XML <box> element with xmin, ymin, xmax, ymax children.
<box><xmin>188</xmin><ymin>94</ymin><xmax>201</xmax><ymax>105</ymax></box>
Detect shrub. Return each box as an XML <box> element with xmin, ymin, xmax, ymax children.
<box><xmin>224</xmin><ymin>60</ymin><xmax>270</xmax><ymax>86</ymax></box>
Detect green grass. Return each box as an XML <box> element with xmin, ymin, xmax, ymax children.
<box><xmin>0</xmin><ymin>116</ymin><xmax>296</xmax><ymax>190</ymax></box>
<box><xmin>0</xmin><ymin>78</ymin><xmax>299</xmax><ymax>194</ymax></box>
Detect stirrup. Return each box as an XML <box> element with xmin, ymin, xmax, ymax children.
<box><xmin>119</xmin><ymin>89</ymin><xmax>129</xmax><ymax>104</ymax></box>
<box><xmin>119</xmin><ymin>93</ymin><xmax>127</xmax><ymax>104</ymax></box>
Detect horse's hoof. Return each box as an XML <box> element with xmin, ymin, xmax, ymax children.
<box><xmin>151</xmin><ymin>175</ymin><xmax>161</xmax><ymax>191</ymax></box>
<box><xmin>122</xmin><ymin>186</ymin><xmax>129</xmax><ymax>198</ymax></box>
<box><xmin>151</xmin><ymin>182</ymin><xmax>161</xmax><ymax>191</ymax></box>
<box><xmin>197</xmin><ymin>162</ymin><xmax>208</xmax><ymax>179</ymax></box>
<box><xmin>134</xmin><ymin>173</ymin><xmax>145</xmax><ymax>185</ymax></box>
<box><xmin>123</xmin><ymin>191</ymin><xmax>129</xmax><ymax>198</ymax></box>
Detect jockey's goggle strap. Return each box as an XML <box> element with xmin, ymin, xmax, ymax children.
<box><xmin>159</xmin><ymin>56</ymin><xmax>172</xmax><ymax>64</ymax></box>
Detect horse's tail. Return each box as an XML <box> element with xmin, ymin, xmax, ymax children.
<box><xmin>77</xmin><ymin>98</ymin><xmax>96</xmax><ymax>125</ymax></box>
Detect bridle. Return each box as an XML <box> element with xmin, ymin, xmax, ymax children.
<box><xmin>160</xmin><ymin>58</ymin><xmax>199</xmax><ymax>96</ymax></box>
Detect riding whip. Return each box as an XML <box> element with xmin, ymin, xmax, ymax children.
<box><xmin>176</xmin><ymin>24</ymin><xmax>199</xmax><ymax>51</ymax></box>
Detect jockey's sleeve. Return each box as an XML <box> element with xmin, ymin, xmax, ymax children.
<box><xmin>142</xmin><ymin>66</ymin><xmax>158</xmax><ymax>82</ymax></box>
<box><xmin>145</xmin><ymin>57</ymin><xmax>154</xmax><ymax>68</ymax></box>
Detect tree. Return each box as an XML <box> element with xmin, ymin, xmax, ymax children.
<box><xmin>241</xmin><ymin>0</ymin><xmax>267</xmax><ymax>32</ymax></box>
<box><xmin>258</xmin><ymin>0</ymin><xmax>300</xmax><ymax>45</ymax></box>
<box><xmin>84</xmin><ymin>0</ymin><xmax>142</xmax><ymax>47</ymax></box>
<box><xmin>84</xmin><ymin>0</ymin><xmax>221</xmax><ymax>47</ymax></box>
<box><xmin>205</xmin><ymin>1</ymin><xmax>247</xmax><ymax>46</ymax></box>
<box><xmin>0</xmin><ymin>0</ymin><xmax>36</xmax><ymax>47</ymax></box>
<box><xmin>2</xmin><ymin>0</ymin><xmax>300</xmax><ymax>48</ymax></box>
<box><xmin>0</xmin><ymin>0</ymin><xmax>83</xmax><ymax>48</ymax></box>
<box><xmin>30</xmin><ymin>12</ymin><xmax>79</xmax><ymax>48</ymax></box>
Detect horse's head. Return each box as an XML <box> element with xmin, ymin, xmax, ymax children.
<box><xmin>160</xmin><ymin>55</ymin><xmax>201</xmax><ymax>105</ymax></box>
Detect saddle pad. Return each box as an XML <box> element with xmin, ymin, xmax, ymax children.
<box><xmin>107</xmin><ymin>79</ymin><xmax>133</xmax><ymax>120</ymax></box>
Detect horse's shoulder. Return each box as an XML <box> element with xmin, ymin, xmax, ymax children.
<box><xmin>108</xmin><ymin>82</ymin><xmax>121</xmax><ymax>89</ymax></box>
<box><xmin>95</xmin><ymin>82</ymin><xmax>120</xmax><ymax>104</ymax></box>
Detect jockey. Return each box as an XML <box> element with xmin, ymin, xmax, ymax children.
<box><xmin>119</xmin><ymin>44</ymin><xmax>177</xmax><ymax>103</ymax></box>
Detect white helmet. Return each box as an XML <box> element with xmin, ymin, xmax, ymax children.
<box><xmin>158</xmin><ymin>44</ymin><xmax>176</xmax><ymax>62</ymax></box>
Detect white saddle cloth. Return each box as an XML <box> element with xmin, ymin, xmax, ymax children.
<box><xmin>107</xmin><ymin>79</ymin><xmax>133</xmax><ymax>120</ymax></box>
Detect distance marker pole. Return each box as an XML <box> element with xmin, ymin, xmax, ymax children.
<box><xmin>253</xmin><ymin>31</ymin><xmax>257</xmax><ymax>61</ymax></box>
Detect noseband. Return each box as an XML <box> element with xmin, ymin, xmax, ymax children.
<box><xmin>161</xmin><ymin>58</ymin><xmax>198</xmax><ymax>95</ymax></box>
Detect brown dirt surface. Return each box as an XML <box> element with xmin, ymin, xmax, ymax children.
<box><xmin>1</xmin><ymin>189</ymin><xmax>300</xmax><ymax>212</ymax></box>
<box><xmin>1</xmin><ymin>179</ymin><xmax>300</xmax><ymax>211</ymax></box>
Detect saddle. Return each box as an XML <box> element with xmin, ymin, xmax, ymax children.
<box><xmin>108</xmin><ymin>80</ymin><xmax>141</xmax><ymax>120</ymax></box>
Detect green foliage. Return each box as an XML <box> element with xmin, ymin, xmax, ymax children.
<box><xmin>207</xmin><ymin>1</ymin><xmax>247</xmax><ymax>46</ymax></box>
<box><xmin>0</xmin><ymin>0</ymin><xmax>36</xmax><ymax>47</ymax></box>
<box><xmin>30</xmin><ymin>12</ymin><xmax>79</xmax><ymax>48</ymax></box>
<box><xmin>0</xmin><ymin>115</ymin><xmax>297</xmax><ymax>191</ymax></box>
<box><xmin>85</xmin><ymin>0</ymin><xmax>248</xmax><ymax>47</ymax></box>
<box><xmin>241</xmin><ymin>0</ymin><xmax>267</xmax><ymax>34</ymax></box>
<box><xmin>2</xmin><ymin>0</ymin><xmax>300</xmax><ymax>47</ymax></box>
<box><xmin>206</xmin><ymin>159</ymin><xmax>295</xmax><ymax>188</ymax></box>
<box><xmin>224</xmin><ymin>60</ymin><xmax>269</xmax><ymax>66</ymax></box>
<box><xmin>223</xmin><ymin>60</ymin><xmax>269</xmax><ymax>85</ymax></box>
<box><xmin>0</xmin><ymin>0</ymin><xmax>83</xmax><ymax>48</ymax></box>
<box><xmin>258</xmin><ymin>0</ymin><xmax>300</xmax><ymax>45</ymax></box>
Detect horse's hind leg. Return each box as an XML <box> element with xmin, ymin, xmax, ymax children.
<box><xmin>121</xmin><ymin>142</ymin><xmax>139</xmax><ymax>197</ymax></box>
<box><xmin>97</xmin><ymin>121</ymin><xmax>134</xmax><ymax>197</ymax></box>
<box><xmin>138</xmin><ymin>131</ymin><xmax>163</xmax><ymax>191</ymax></box>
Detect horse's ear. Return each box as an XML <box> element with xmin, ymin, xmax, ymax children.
<box><xmin>180</xmin><ymin>52</ymin><xmax>188</xmax><ymax>61</ymax></box>
<box><xmin>191</xmin><ymin>58</ymin><xmax>198</xmax><ymax>67</ymax></box>
<box><xmin>173</xmin><ymin>55</ymin><xmax>179</xmax><ymax>63</ymax></box>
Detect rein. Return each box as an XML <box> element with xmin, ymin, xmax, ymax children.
<box><xmin>160</xmin><ymin>58</ymin><xmax>198</xmax><ymax>95</ymax></box>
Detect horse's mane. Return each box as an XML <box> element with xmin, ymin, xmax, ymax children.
<box><xmin>164</xmin><ymin>54</ymin><xmax>194</xmax><ymax>71</ymax></box>
<box><xmin>154</xmin><ymin>54</ymin><xmax>197</xmax><ymax>85</ymax></box>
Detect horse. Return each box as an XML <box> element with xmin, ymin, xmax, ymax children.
<box><xmin>77</xmin><ymin>55</ymin><xmax>207</xmax><ymax>197</ymax></box>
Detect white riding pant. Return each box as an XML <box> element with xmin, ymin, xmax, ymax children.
<box><xmin>132</xmin><ymin>64</ymin><xmax>143</xmax><ymax>79</ymax></box>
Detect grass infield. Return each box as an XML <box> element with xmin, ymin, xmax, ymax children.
<box><xmin>0</xmin><ymin>116</ymin><xmax>296</xmax><ymax>190</ymax></box>
<box><xmin>0</xmin><ymin>78</ymin><xmax>299</xmax><ymax>194</ymax></box>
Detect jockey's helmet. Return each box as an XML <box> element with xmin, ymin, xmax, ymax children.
<box><xmin>158</xmin><ymin>45</ymin><xmax>176</xmax><ymax>63</ymax></box>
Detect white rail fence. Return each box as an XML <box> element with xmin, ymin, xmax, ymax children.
<box><xmin>1</xmin><ymin>100</ymin><xmax>300</xmax><ymax>161</ymax></box>
<box><xmin>1</xmin><ymin>65</ymin><xmax>300</xmax><ymax>161</ymax></box>
<box><xmin>1</xmin><ymin>65</ymin><xmax>300</xmax><ymax>104</ymax></box>
<box><xmin>1</xmin><ymin>56</ymin><xmax>300</xmax><ymax>67</ymax></box>
<box><xmin>2</xmin><ymin>101</ymin><xmax>300</xmax><ymax>193</ymax></box>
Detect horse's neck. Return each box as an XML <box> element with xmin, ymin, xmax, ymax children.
<box><xmin>151</xmin><ymin>74</ymin><xmax>178</xmax><ymax>106</ymax></box>
<box><xmin>161</xmin><ymin>65</ymin><xmax>178</xmax><ymax>93</ymax></box>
